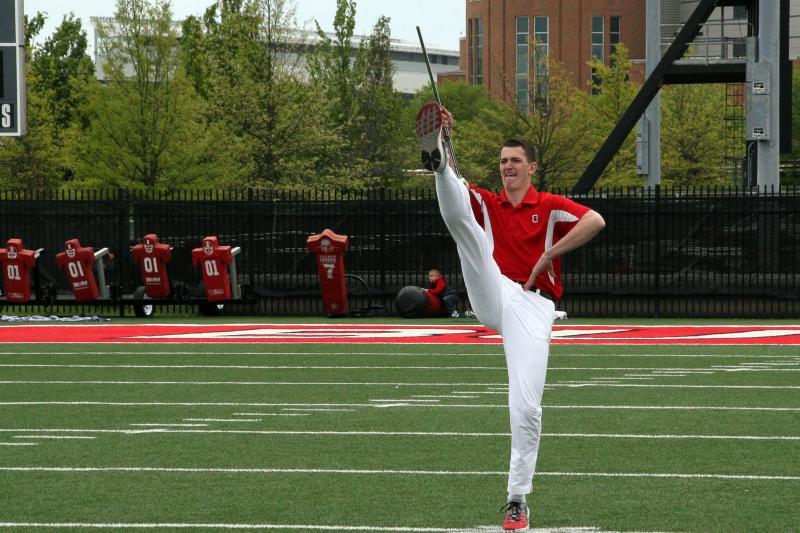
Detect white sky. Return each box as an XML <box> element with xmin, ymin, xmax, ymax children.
<box><xmin>27</xmin><ymin>0</ymin><xmax>466</xmax><ymax>51</ymax></box>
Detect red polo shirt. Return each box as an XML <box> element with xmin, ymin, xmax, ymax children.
<box><xmin>468</xmin><ymin>184</ymin><xmax>590</xmax><ymax>300</ymax></box>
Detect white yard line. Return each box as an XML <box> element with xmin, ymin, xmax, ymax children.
<box><xmin>281</xmin><ymin>408</ymin><xmax>356</xmax><ymax>412</ymax></box>
<box><xmin>411</xmin><ymin>392</ymin><xmax>480</xmax><ymax>400</ymax></box>
<box><xmin>0</xmin><ymin>523</ymin><xmax>689</xmax><ymax>533</ymax></box>
<box><xmin>182</xmin><ymin>419</ymin><xmax>261</xmax><ymax>423</ymax></box>
<box><xmin>13</xmin><ymin>435</ymin><xmax>95</xmax><ymax>440</ymax></box>
<box><xmin>0</xmin><ymin>524</ymin><xmax>460</xmax><ymax>532</ymax></box>
<box><xmin>0</xmin><ymin>364</ymin><xmax>507</xmax><ymax>370</ymax></box>
<box><xmin>5</xmin><ymin>364</ymin><xmax>797</xmax><ymax>372</ymax></box>
<box><xmin>129</xmin><ymin>424</ymin><xmax>209</xmax><ymax>427</ymax></box>
<box><xmin>597</xmin><ymin>377</ymin><xmax>654</xmax><ymax>380</ymax></box>
<box><xmin>3</xmin><ymin>380</ymin><xmax>800</xmax><ymax>390</ymax></box>
<box><xmin>0</xmin><ymin>466</ymin><xmax>798</xmax><ymax>481</ymax></box>
<box><xmin>0</xmin><ymin>443</ymin><xmax>37</xmax><ymax>446</ymax></box>
<box><xmin>0</xmin><ymin>428</ymin><xmax>796</xmax><ymax>440</ymax></box>
<box><xmin>551</xmin><ymin>383</ymin><xmax>800</xmax><ymax>389</ymax></box>
<box><xmin>2</xmin><ymin>401</ymin><xmax>800</xmax><ymax>412</ymax></box>
<box><xmin>0</xmin><ymin>381</ymin><xmax>505</xmax><ymax>386</ymax></box>
<box><xmin>545</xmin><ymin>405</ymin><xmax>800</xmax><ymax>412</ymax></box>
<box><xmin>232</xmin><ymin>413</ymin><xmax>310</xmax><ymax>417</ymax></box>
<box><xmin>369</xmin><ymin>399</ymin><xmax>440</xmax><ymax>402</ymax></box>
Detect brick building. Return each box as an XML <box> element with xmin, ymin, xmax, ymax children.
<box><xmin>462</xmin><ymin>0</ymin><xmax>646</xmax><ymax>110</ymax></box>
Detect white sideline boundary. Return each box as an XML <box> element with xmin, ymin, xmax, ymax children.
<box><xmin>0</xmin><ymin>428</ymin><xmax>797</xmax><ymax>440</ymax></box>
<box><xmin>0</xmin><ymin>523</ymin><xmax>686</xmax><ymax>533</ymax></box>
<box><xmin>1</xmin><ymin>466</ymin><xmax>799</xmax><ymax>481</ymax></box>
<box><xmin>2</xmin><ymin>380</ymin><xmax>800</xmax><ymax>390</ymax></box>
<box><xmin>2</xmin><ymin>401</ymin><xmax>800</xmax><ymax>412</ymax></box>
<box><xmin>1</xmin><ymin>363</ymin><xmax>797</xmax><ymax>372</ymax></box>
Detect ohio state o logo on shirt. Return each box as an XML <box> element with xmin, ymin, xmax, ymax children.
<box><xmin>532</xmin><ymin>214</ymin><xmax>539</xmax><ymax>224</ymax></box>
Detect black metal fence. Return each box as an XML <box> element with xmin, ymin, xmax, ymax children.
<box><xmin>0</xmin><ymin>186</ymin><xmax>798</xmax><ymax>317</ymax></box>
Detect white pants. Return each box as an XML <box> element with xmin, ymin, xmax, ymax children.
<box><xmin>435</xmin><ymin>166</ymin><xmax>555</xmax><ymax>495</ymax></box>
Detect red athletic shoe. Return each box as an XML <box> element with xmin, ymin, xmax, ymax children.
<box><xmin>501</xmin><ymin>500</ymin><xmax>529</xmax><ymax>531</ymax></box>
<box><xmin>415</xmin><ymin>101</ymin><xmax>447</xmax><ymax>172</ymax></box>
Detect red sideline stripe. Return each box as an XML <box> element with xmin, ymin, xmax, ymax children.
<box><xmin>2</xmin><ymin>324</ymin><xmax>800</xmax><ymax>344</ymax></box>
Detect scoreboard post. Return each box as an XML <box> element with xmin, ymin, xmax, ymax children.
<box><xmin>0</xmin><ymin>0</ymin><xmax>25</xmax><ymax>136</ymax></box>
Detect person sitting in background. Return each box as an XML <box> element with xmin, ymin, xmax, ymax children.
<box><xmin>424</xmin><ymin>269</ymin><xmax>459</xmax><ymax>318</ymax></box>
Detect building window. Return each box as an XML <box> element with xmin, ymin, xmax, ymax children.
<box><xmin>515</xmin><ymin>16</ymin><xmax>529</xmax><ymax>113</ymax></box>
<box><xmin>533</xmin><ymin>16</ymin><xmax>549</xmax><ymax>110</ymax></box>
<box><xmin>468</xmin><ymin>19</ymin><xmax>473</xmax><ymax>82</ymax></box>
<box><xmin>733</xmin><ymin>5</ymin><xmax>747</xmax><ymax>20</ymax></box>
<box><xmin>468</xmin><ymin>18</ymin><xmax>483</xmax><ymax>85</ymax></box>
<box><xmin>610</xmin><ymin>16</ymin><xmax>620</xmax><ymax>57</ymax></box>
<box><xmin>591</xmin><ymin>16</ymin><xmax>604</xmax><ymax>95</ymax></box>
<box><xmin>476</xmin><ymin>17</ymin><xmax>483</xmax><ymax>85</ymax></box>
<box><xmin>591</xmin><ymin>16</ymin><xmax>604</xmax><ymax>62</ymax></box>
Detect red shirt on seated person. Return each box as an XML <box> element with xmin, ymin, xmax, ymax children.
<box><xmin>424</xmin><ymin>269</ymin><xmax>459</xmax><ymax>317</ymax></box>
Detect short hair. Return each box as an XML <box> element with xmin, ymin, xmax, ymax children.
<box><xmin>502</xmin><ymin>139</ymin><xmax>537</xmax><ymax>163</ymax></box>
<box><xmin>428</xmin><ymin>269</ymin><xmax>441</xmax><ymax>276</ymax></box>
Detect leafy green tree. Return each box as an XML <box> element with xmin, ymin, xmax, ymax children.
<box><xmin>307</xmin><ymin>0</ymin><xmax>362</xmax><ymax>131</ymax></box>
<box><xmin>0</xmin><ymin>13</ymin><xmax>66</xmax><ymax>190</ymax></box>
<box><xmin>0</xmin><ymin>71</ymin><xmax>64</xmax><ymax>190</ymax></box>
<box><xmin>30</xmin><ymin>14</ymin><xmax>96</xmax><ymax>131</ymax></box>
<box><xmin>358</xmin><ymin>16</ymin><xmax>407</xmax><ymax>183</ymax></box>
<box><xmin>73</xmin><ymin>0</ymin><xmax>244</xmax><ymax>189</ymax></box>
<box><xmin>403</xmin><ymin>80</ymin><xmax>506</xmax><ymax>188</ymax></box>
<box><xmin>181</xmin><ymin>0</ymin><xmax>339</xmax><ymax>188</ymax></box>
<box><xmin>305</xmin><ymin>0</ymin><xmax>370</xmax><ymax>179</ymax></box>
<box><xmin>583</xmin><ymin>44</ymin><xmax>639</xmax><ymax>188</ymax></box>
<box><xmin>660</xmin><ymin>83</ymin><xmax>729</xmax><ymax>186</ymax></box>
<box><xmin>498</xmin><ymin>61</ymin><xmax>592</xmax><ymax>191</ymax></box>
<box><xmin>306</xmin><ymin>2</ymin><xmax>410</xmax><ymax>184</ymax></box>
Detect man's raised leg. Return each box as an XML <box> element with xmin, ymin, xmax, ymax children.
<box><xmin>417</xmin><ymin>102</ymin><xmax>506</xmax><ymax>330</ymax></box>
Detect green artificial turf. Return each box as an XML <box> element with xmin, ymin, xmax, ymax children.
<box><xmin>0</xmin><ymin>329</ymin><xmax>798</xmax><ymax>532</ymax></box>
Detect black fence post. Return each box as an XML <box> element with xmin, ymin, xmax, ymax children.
<box><xmin>654</xmin><ymin>184</ymin><xmax>661</xmax><ymax>318</ymax></box>
<box><xmin>379</xmin><ymin>186</ymin><xmax>387</xmax><ymax>293</ymax></box>
<box><xmin>116</xmin><ymin>187</ymin><xmax>128</xmax><ymax>317</ymax></box>
<box><xmin>248</xmin><ymin>187</ymin><xmax>255</xmax><ymax>295</ymax></box>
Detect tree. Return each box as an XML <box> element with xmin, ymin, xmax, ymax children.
<box><xmin>0</xmin><ymin>13</ymin><xmax>65</xmax><ymax>190</ymax></box>
<box><xmin>73</xmin><ymin>0</ymin><xmax>244</xmax><ymax>189</ymax></box>
<box><xmin>306</xmin><ymin>2</ymin><xmax>410</xmax><ymax>184</ymax></box>
<box><xmin>307</xmin><ymin>0</ymin><xmax>362</xmax><ymax>132</ymax></box>
<box><xmin>496</xmin><ymin>61</ymin><xmax>592</xmax><ymax>191</ymax></box>
<box><xmin>583</xmin><ymin>44</ymin><xmax>639</xmax><ymax>188</ymax></box>
<box><xmin>305</xmin><ymin>0</ymin><xmax>369</xmax><ymax>179</ymax></box>
<box><xmin>660</xmin><ymin>83</ymin><xmax>729</xmax><ymax>186</ymax></box>
<box><xmin>30</xmin><ymin>14</ymin><xmax>96</xmax><ymax>131</ymax></box>
<box><xmin>402</xmin><ymin>80</ymin><xmax>506</xmax><ymax>188</ymax></box>
<box><xmin>357</xmin><ymin>16</ymin><xmax>406</xmax><ymax>183</ymax></box>
<box><xmin>181</xmin><ymin>0</ymin><xmax>336</xmax><ymax>188</ymax></box>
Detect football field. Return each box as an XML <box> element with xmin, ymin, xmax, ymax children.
<box><xmin>0</xmin><ymin>321</ymin><xmax>798</xmax><ymax>532</ymax></box>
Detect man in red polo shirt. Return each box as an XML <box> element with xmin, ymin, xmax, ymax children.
<box><xmin>416</xmin><ymin>102</ymin><xmax>606</xmax><ymax>530</ymax></box>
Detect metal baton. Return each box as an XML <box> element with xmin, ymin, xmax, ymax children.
<box><xmin>416</xmin><ymin>26</ymin><xmax>461</xmax><ymax>177</ymax></box>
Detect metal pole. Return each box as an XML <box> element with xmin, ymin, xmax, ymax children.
<box><xmin>756</xmin><ymin>0</ymin><xmax>780</xmax><ymax>189</ymax></box>
<box><xmin>641</xmin><ymin>0</ymin><xmax>662</xmax><ymax>187</ymax></box>
<box><xmin>416</xmin><ymin>26</ymin><xmax>461</xmax><ymax>177</ymax></box>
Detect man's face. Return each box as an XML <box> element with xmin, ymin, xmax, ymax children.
<box><xmin>500</xmin><ymin>146</ymin><xmax>537</xmax><ymax>195</ymax></box>
<box><xmin>428</xmin><ymin>271</ymin><xmax>438</xmax><ymax>283</ymax></box>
